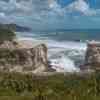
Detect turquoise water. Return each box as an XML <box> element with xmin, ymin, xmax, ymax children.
<box><xmin>16</xmin><ymin>29</ymin><xmax>100</xmax><ymax>72</ymax></box>
<box><xmin>41</xmin><ymin>30</ymin><xmax>100</xmax><ymax>41</ymax></box>
<box><xmin>17</xmin><ymin>29</ymin><xmax>100</xmax><ymax>41</ymax></box>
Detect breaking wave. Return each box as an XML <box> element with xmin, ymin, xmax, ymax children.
<box><xmin>47</xmin><ymin>40</ymin><xmax>87</xmax><ymax>72</ymax></box>
<box><xmin>17</xmin><ymin>32</ymin><xmax>87</xmax><ymax>72</ymax></box>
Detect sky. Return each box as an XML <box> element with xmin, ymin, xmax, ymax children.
<box><xmin>0</xmin><ymin>0</ymin><xmax>100</xmax><ymax>31</ymax></box>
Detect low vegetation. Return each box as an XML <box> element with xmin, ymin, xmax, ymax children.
<box><xmin>0</xmin><ymin>72</ymin><xmax>99</xmax><ymax>100</ymax></box>
<box><xmin>0</xmin><ymin>27</ymin><xmax>15</xmax><ymax>42</ymax></box>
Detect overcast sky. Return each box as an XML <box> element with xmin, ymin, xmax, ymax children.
<box><xmin>0</xmin><ymin>0</ymin><xmax>100</xmax><ymax>30</ymax></box>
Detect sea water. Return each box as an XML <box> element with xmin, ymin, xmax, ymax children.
<box><xmin>17</xmin><ymin>30</ymin><xmax>100</xmax><ymax>72</ymax></box>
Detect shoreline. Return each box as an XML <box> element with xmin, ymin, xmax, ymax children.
<box><xmin>0</xmin><ymin>37</ymin><xmax>99</xmax><ymax>75</ymax></box>
<box><xmin>15</xmin><ymin>37</ymin><xmax>97</xmax><ymax>74</ymax></box>
<box><xmin>0</xmin><ymin>69</ymin><xmax>95</xmax><ymax>77</ymax></box>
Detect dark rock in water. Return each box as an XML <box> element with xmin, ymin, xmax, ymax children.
<box><xmin>85</xmin><ymin>41</ymin><xmax>100</xmax><ymax>70</ymax></box>
<box><xmin>0</xmin><ymin>41</ymin><xmax>48</xmax><ymax>73</ymax></box>
<box><xmin>74</xmin><ymin>39</ymin><xmax>82</xmax><ymax>42</ymax></box>
<box><xmin>47</xmin><ymin>61</ymin><xmax>56</xmax><ymax>72</ymax></box>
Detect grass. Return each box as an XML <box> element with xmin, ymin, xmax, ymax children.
<box><xmin>0</xmin><ymin>72</ymin><xmax>99</xmax><ymax>100</ymax></box>
<box><xmin>0</xmin><ymin>96</ymin><xmax>33</xmax><ymax>100</ymax></box>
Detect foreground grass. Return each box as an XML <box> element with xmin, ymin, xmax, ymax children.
<box><xmin>0</xmin><ymin>72</ymin><xmax>100</xmax><ymax>100</ymax></box>
<box><xmin>0</xmin><ymin>96</ymin><xmax>33</xmax><ymax>100</ymax></box>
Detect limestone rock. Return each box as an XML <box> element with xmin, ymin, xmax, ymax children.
<box><xmin>0</xmin><ymin>40</ymin><xmax>48</xmax><ymax>73</ymax></box>
<box><xmin>85</xmin><ymin>41</ymin><xmax>100</xmax><ymax>70</ymax></box>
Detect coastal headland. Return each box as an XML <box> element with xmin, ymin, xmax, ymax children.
<box><xmin>0</xmin><ymin>38</ymin><xmax>99</xmax><ymax>75</ymax></box>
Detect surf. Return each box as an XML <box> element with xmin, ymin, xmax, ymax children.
<box><xmin>17</xmin><ymin>32</ymin><xmax>87</xmax><ymax>72</ymax></box>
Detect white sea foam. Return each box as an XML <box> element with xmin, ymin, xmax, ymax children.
<box><xmin>17</xmin><ymin>35</ymin><xmax>87</xmax><ymax>73</ymax></box>
<box><xmin>47</xmin><ymin>40</ymin><xmax>87</xmax><ymax>72</ymax></box>
<box><xmin>50</xmin><ymin>56</ymin><xmax>80</xmax><ymax>72</ymax></box>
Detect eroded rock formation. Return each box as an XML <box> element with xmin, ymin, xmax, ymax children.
<box><xmin>0</xmin><ymin>41</ymin><xmax>48</xmax><ymax>73</ymax></box>
<box><xmin>85</xmin><ymin>41</ymin><xmax>100</xmax><ymax>70</ymax></box>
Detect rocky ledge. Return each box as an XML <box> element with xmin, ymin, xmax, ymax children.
<box><xmin>0</xmin><ymin>40</ymin><xmax>48</xmax><ymax>74</ymax></box>
<box><xmin>84</xmin><ymin>41</ymin><xmax>100</xmax><ymax>70</ymax></box>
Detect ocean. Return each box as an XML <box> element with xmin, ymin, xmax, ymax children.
<box><xmin>16</xmin><ymin>30</ymin><xmax>100</xmax><ymax>72</ymax></box>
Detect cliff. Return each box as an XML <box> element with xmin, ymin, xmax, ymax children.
<box><xmin>85</xmin><ymin>41</ymin><xmax>100</xmax><ymax>70</ymax></box>
<box><xmin>0</xmin><ymin>23</ymin><xmax>31</xmax><ymax>32</ymax></box>
<box><xmin>0</xmin><ymin>40</ymin><xmax>48</xmax><ymax>73</ymax></box>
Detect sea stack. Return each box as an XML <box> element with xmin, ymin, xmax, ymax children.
<box><xmin>85</xmin><ymin>41</ymin><xmax>100</xmax><ymax>70</ymax></box>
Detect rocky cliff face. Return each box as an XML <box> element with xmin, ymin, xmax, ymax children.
<box><xmin>85</xmin><ymin>42</ymin><xmax>100</xmax><ymax>70</ymax></box>
<box><xmin>0</xmin><ymin>41</ymin><xmax>48</xmax><ymax>73</ymax></box>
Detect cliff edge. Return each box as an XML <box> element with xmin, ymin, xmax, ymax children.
<box><xmin>0</xmin><ymin>40</ymin><xmax>48</xmax><ymax>74</ymax></box>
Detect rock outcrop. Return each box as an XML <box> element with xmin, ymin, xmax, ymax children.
<box><xmin>85</xmin><ymin>41</ymin><xmax>100</xmax><ymax>70</ymax></box>
<box><xmin>0</xmin><ymin>40</ymin><xmax>48</xmax><ymax>73</ymax></box>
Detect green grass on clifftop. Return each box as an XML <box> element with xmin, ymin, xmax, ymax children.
<box><xmin>0</xmin><ymin>27</ymin><xmax>15</xmax><ymax>42</ymax></box>
<box><xmin>0</xmin><ymin>72</ymin><xmax>99</xmax><ymax>100</ymax></box>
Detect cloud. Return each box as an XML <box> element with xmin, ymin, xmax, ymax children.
<box><xmin>0</xmin><ymin>0</ymin><xmax>64</xmax><ymax>16</ymax></box>
<box><xmin>0</xmin><ymin>0</ymin><xmax>33</xmax><ymax>15</ymax></box>
<box><xmin>0</xmin><ymin>0</ymin><xmax>100</xmax><ymax>30</ymax></box>
<box><xmin>48</xmin><ymin>0</ymin><xmax>65</xmax><ymax>16</ymax></box>
<box><xmin>66</xmin><ymin>0</ymin><xmax>96</xmax><ymax>16</ymax></box>
<box><xmin>0</xmin><ymin>0</ymin><xmax>99</xmax><ymax>17</ymax></box>
<box><xmin>0</xmin><ymin>12</ymin><xmax>6</xmax><ymax>18</ymax></box>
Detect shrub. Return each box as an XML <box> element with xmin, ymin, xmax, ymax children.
<box><xmin>0</xmin><ymin>28</ymin><xmax>15</xmax><ymax>42</ymax></box>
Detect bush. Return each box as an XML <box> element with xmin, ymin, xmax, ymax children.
<box><xmin>0</xmin><ymin>28</ymin><xmax>15</xmax><ymax>42</ymax></box>
<box><xmin>0</xmin><ymin>72</ymin><xmax>100</xmax><ymax>100</ymax></box>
